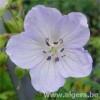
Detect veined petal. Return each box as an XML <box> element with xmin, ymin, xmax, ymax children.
<box><xmin>24</xmin><ymin>5</ymin><xmax>62</xmax><ymax>39</ymax></box>
<box><xmin>58</xmin><ymin>48</ymin><xmax>92</xmax><ymax>78</ymax></box>
<box><xmin>30</xmin><ymin>60</ymin><xmax>66</xmax><ymax>93</ymax></box>
<box><xmin>30</xmin><ymin>58</ymin><xmax>50</xmax><ymax>93</ymax></box>
<box><xmin>68</xmin><ymin>12</ymin><xmax>88</xmax><ymax>27</ymax></box>
<box><xmin>6</xmin><ymin>32</ymin><xmax>46</xmax><ymax>69</ymax></box>
<box><xmin>57</xmin><ymin>12</ymin><xmax>90</xmax><ymax>48</ymax></box>
<box><xmin>56</xmin><ymin>58</ymin><xmax>69</xmax><ymax>78</ymax></box>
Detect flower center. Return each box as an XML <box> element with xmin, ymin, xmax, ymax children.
<box><xmin>50</xmin><ymin>45</ymin><xmax>57</xmax><ymax>55</ymax></box>
<box><xmin>43</xmin><ymin>38</ymin><xmax>65</xmax><ymax>62</ymax></box>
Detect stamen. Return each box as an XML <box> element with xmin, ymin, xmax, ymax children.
<box><xmin>59</xmin><ymin>39</ymin><xmax>63</xmax><ymax>44</ymax></box>
<box><xmin>47</xmin><ymin>56</ymin><xmax>51</xmax><ymax>60</ymax></box>
<box><xmin>61</xmin><ymin>55</ymin><xmax>66</xmax><ymax>58</ymax></box>
<box><xmin>46</xmin><ymin>38</ymin><xmax>49</xmax><ymax>41</ymax></box>
<box><xmin>46</xmin><ymin>41</ymin><xmax>50</xmax><ymax>46</ymax></box>
<box><xmin>43</xmin><ymin>51</ymin><xmax>46</xmax><ymax>53</ymax></box>
<box><xmin>53</xmin><ymin>42</ymin><xmax>58</xmax><ymax>45</ymax></box>
<box><xmin>60</xmin><ymin>48</ymin><xmax>64</xmax><ymax>52</ymax></box>
<box><xmin>45</xmin><ymin>38</ymin><xmax>50</xmax><ymax>46</ymax></box>
<box><xmin>55</xmin><ymin>57</ymin><xmax>59</xmax><ymax>61</ymax></box>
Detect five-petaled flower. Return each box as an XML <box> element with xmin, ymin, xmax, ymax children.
<box><xmin>0</xmin><ymin>0</ymin><xmax>8</xmax><ymax>9</ymax></box>
<box><xmin>6</xmin><ymin>5</ymin><xmax>92</xmax><ymax>93</ymax></box>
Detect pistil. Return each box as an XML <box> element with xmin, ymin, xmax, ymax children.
<box><xmin>51</xmin><ymin>46</ymin><xmax>57</xmax><ymax>55</ymax></box>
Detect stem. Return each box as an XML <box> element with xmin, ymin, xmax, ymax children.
<box><xmin>17</xmin><ymin>80</ymin><xmax>21</xmax><ymax>90</ymax></box>
<box><xmin>1</xmin><ymin>17</ymin><xmax>7</xmax><ymax>33</ymax></box>
<box><xmin>18</xmin><ymin>5</ymin><xmax>24</xmax><ymax>17</ymax></box>
<box><xmin>9</xmin><ymin>9</ymin><xmax>21</xmax><ymax>33</ymax></box>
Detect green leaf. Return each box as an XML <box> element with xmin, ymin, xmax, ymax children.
<box><xmin>84</xmin><ymin>80</ymin><xmax>100</xmax><ymax>91</ymax></box>
<box><xmin>34</xmin><ymin>93</ymin><xmax>48</xmax><ymax>100</ymax></box>
<box><xmin>64</xmin><ymin>78</ymin><xmax>74</xmax><ymax>91</ymax></box>
<box><xmin>56</xmin><ymin>87</ymin><xmax>70</xmax><ymax>100</ymax></box>
<box><xmin>93</xmin><ymin>67</ymin><xmax>100</xmax><ymax>78</ymax></box>
<box><xmin>0</xmin><ymin>91</ymin><xmax>16</xmax><ymax>100</ymax></box>
<box><xmin>0</xmin><ymin>93</ymin><xmax>7</xmax><ymax>100</ymax></box>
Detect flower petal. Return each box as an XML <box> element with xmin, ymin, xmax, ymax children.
<box><xmin>68</xmin><ymin>12</ymin><xmax>88</xmax><ymax>27</ymax></box>
<box><xmin>30</xmin><ymin>59</ymin><xmax>65</xmax><ymax>93</ymax></box>
<box><xmin>57</xmin><ymin>12</ymin><xmax>90</xmax><ymax>48</ymax></box>
<box><xmin>57</xmin><ymin>48</ymin><xmax>92</xmax><ymax>78</ymax></box>
<box><xmin>6</xmin><ymin>32</ymin><xmax>46</xmax><ymax>69</ymax></box>
<box><xmin>56</xmin><ymin>59</ymin><xmax>69</xmax><ymax>78</ymax></box>
<box><xmin>24</xmin><ymin>5</ymin><xmax>62</xmax><ymax>39</ymax></box>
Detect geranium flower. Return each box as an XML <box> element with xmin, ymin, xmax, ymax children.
<box><xmin>6</xmin><ymin>5</ymin><xmax>92</xmax><ymax>93</ymax></box>
<box><xmin>0</xmin><ymin>0</ymin><xmax>8</xmax><ymax>9</ymax></box>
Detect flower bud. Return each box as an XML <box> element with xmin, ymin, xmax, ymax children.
<box><xmin>0</xmin><ymin>51</ymin><xmax>8</xmax><ymax>66</ymax></box>
<box><xmin>10</xmin><ymin>4</ymin><xmax>17</xmax><ymax>9</ymax></box>
<box><xmin>14</xmin><ymin>67</ymin><xmax>25</xmax><ymax>79</ymax></box>
<box><xmin>0</xmin><ymin>35</ymin><xmax>7</xmax><ymax>49</ymax></box>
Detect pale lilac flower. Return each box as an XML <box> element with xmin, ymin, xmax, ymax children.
<box><xmin>0</xmin><ymin>0</ymin><xmax>8</xmax><ymax>9</ymax></box>
<box><xmin>6</xmin><ymin>5</ymin><xmax>92</xmax><ymax>93</ymax></box>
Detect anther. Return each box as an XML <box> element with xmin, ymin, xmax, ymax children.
<box><xmin>47</xmin><ymin>56</ymin><xmax>51</xmax><ymax>60</ymax></box>
<box><xmin>45</xmin><ymin>38</ymin><xmax>50</xmax><ymax>46</ymax></box>
<box><xmin>59</xmin><ymin>39</ymin><xmax>63</xmax><ymax>44</ymax></box>
<box><xmin>55</xmin><ymin>57</ymin><xmax>59</xmax><ymax>61</ymax></box>
<box><xmin>61</xmin><ymin>55</ymin><xmax>66</xmax><ymax>58</ymax></box>
<box><xmin>43</xmin><ymin>51</ymin><xmax>46</xmax><ymax>53</ymax></box>
<box><xmin>60</xmin><ymin>48</ymin><xmax>64</xmax><ymax>52</ymax></box>
<box><xmin>46</xmin><ymin>41</ymin><xmax>50</xmax><ymax>46</ymax></box>
<box><xmin>53</xmin><ymin>42</ymin><xmax>58</xmax><ymax>45</ymax></box>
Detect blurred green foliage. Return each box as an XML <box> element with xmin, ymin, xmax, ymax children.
<box><xmin>0</xmin><ymin>0</ymin><xmax>100</xmax><ymax>100</ymax></box>
<box><xmin>3</xmin><ymin>16</ymin><xmax>23</xmax><ymax>33</ymax></box>
<box><xmin>0</xmin><ymin>66</ymin><xmax>17</xmax><ymax>100</ymax></box>
<box><xmin>0</xmin><ymin>35</ymin><xmax>7</xmax><ymax>49</ymax></box>
<box><xmin>0</xmin><ymin>51</ymin><xmax>8</xmax><ymax>66</ymax></box>
<box><xmin>0</xmin><ymin>0</ymin><xmax>12</xmax><ymax>19</ymax></box>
